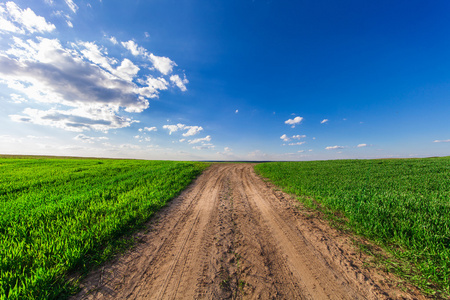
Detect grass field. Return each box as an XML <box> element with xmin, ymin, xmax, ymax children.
<box><xmin>255</xmin><ymin>157</ymin><xmax>450</xmax><ymax>297</ymax></box>
<box><xmin>0</xmin><ymin>157</ymin><xmax>208</xmax><ymax>300</ymax></box>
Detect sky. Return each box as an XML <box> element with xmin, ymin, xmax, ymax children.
<box><xmin>0</xmin><ymin>0</ymin><xmax>449</xmax><ymax>161</ymax></box>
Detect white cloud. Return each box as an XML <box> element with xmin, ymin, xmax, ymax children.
<box><xmin>298</xmin><ymin>150</ymin><xmax>304</xmax><ymax>153</ymax></box>
<box><xmin>10</xmin><ymin>107</ymin><xmax>138</xmax><ymax>132</ymax></box>
<box><xmin>163</xmin><ymin>123</ymin><xmax>185</xmax><ymax>135</ymax></box>
<box><xmin>109</xmin><ymin>36</ymin><xmax>118</xmax><ymax>45</ymax></box>
<box><xmin>74</xmin><ymin>134</ymin><xmax>108</xmax><ymax>143</ymax></box>
<box><xmin>183</xmin><ymin>126</ymin><xmax>203</xmax><ymax>137</ymax></box>
<box><xmin>284</xmin><ymin>116</ymin><xmax>303</xmax><ymax>128</ymax></box>
<box><xmin>357</xmin><ymin>143</ymin><xmax>368</xmax><ymax>147</ymax></box>
<box><xmin>189</xmin><ymin>135</ymin><xmax>211</xmax><ymax>144</ymax></box>
<box><xmin>10</xmin><ymin>93</ymin><xmax>26</xmax><ymax>103</ymax></box>
<box><xmin>64</xmin><ymin>0</ymin><xmax>78</xmax><ymax>13</ymax></box>
<box><xmin>433</xmin><ymin>139</ymin><xmax>450</xmax><ymax>143</ymax></box>
<box><xmin>140</xmin><ymin>126</ymin><xmax>157</xmax><ymax>132</ymax></box>
<box><xmin>163</xmin><ymin>123</ymin><xmax>204</xmax><ymax>137</ymax></box>
<box><xmin>121</xmin><ymin>40</ymin><xmax>177</xmax><ymax>75</ymax></box>
<box><xmin>148</xmin><ymin>53</ymin><xmax>176</xmax><ymax>75</ymax></box>
<box><xmin>281</xmin><ymin>134</ymin><xmax>306</xmax><ymax>142</ymax></box>
<box><xmin>280</xmin><ymin>134</ymin><xmax>290</xmax><ymax>142</ymax></box>
<box><xmin>121</xmin><ymin>40</ymin><xmax>145</xmax><ymax>56</ymax></box>
<box><xmin>320</xmin><ymin>119</ymin><xmax>328</xmax><ymax>124</ymax></box>
<box><xmin>235</xmin><ymin>109</ymin><xmax>238</xmax><ymax>114</ymax></box>
<box><xmin>224</xmin><ymin>147</ymin><xmax>232</xmax><ymax>152</ymax></box>
<box><xmin>193</xmin><ymin>143</ymin><xmax>215</xmax><ymax>150</ymax></box>
<box><xmin>179</xmin><ymin>138</ymin><xmax>186</xmax><ymax>142</ymax></box>
<box><xmin>0</xmin><ymin>5</ymin><xmax>188</xmax><ymax>134</ymax></box>
<box><xmin>288</xmin><ymin>142</ymin><xmax>305</xmax><ymax>146</ymax></box>
<box><xmin>325</xmin><ymin>145</ymin><xmax>344</xmax><ymax>150</ymax></box>
<box><xmin>66</xmin><ymin>20</ymin><xmax>73</xmax><ymax>28</ymax></box>
<box><xmin>170</xmin><ymin>74</ymin><xmax>188</xmax><ymax>91</ymax></box>
<box><xmin>0</xmin><ymin>2</ymin><xmax>56</xmax><ymax>34</ymax></box>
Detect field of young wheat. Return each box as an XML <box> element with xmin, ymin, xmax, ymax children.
<box><xmin>0</xmin><ymin>157</ymin><xmax>208</xmax><ymax>300</ymax></box>
<box><xmin>255</xmin><ymin>157</ymin><xmax>450</xmax><ymax>296</ymax></box>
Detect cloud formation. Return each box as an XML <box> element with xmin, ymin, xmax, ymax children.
<box><xmin>121</xmin><ymin>40</ymin><xmax>177</xmax><ymax>75</ymax></box>
<box><xmin>325</xmin><ymin>145</ymin><xmax>344</xmax><ymax>150</ymax></box>
<box><xmin>357</xmin><ymin>143</ymin><xmax>368</xmax><ymax>147</ymax></box>
<box><xmin>320</xmin><ymin>119</ymin><xmax>328</xmax><ymax>124</ymax></box>
<box><xmin>0</xmin><ymin>3</ymin><xmax>188</xmax><ymax>133</ymax></box>
<box><xmin>163</xmin><ymin>124</ymin><xmax>203</xmax><ymax>136</ymax></box>
<box><xmin>280</xmin><ymin>134</ymin><xmax>306</xmax><ymax>142</ymax></box>
<box><xmin>74</xmin><ymin>134</ymin><xmax>108</xmax><ymax>143</ymax></box>
<box><xmin>0</xmin><ymin>2</ymin><xmax>56</xmax><ymax>34</ymax></box>
<box><xmin>433</xmin><ymin>139</ymin><xmax>450</xmax><ymax>143</ymax></box>
<box><xmin>188</xmin><ymin>135</ymin><xmax>211</xmax><ymax>144</ymax></box>
<box><xmin>284</xmin><ymin>116</ymin><xmax>303</xmax><ymax>128</ymax></box>
<box><xmin>139</xmin><ymin>126</ymin><xmax>157</xmax><ymax>132</ymax></box>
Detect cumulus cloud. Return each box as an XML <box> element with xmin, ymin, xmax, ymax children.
<box><xmin>280</xmin><ymin>134</ymin><xmax>290</xmax><ymax>142</ymax></box>
<box><xmin>170</xmin><ymin>74</ymin><xmax>188</xmax><ymax>91</ymax></box>
<box><xmin>433</xmin><ymin>139</ymin><xmax>450</xmax><ymax>143</ymax></box>
<box><xmin>139</xmin><ymin>126</ymin><xmax>157</xmax><ymax>132</ymax></box>
<box><xmin>188</xmin><ymin>135</ymin><xmax>211</xmax><ymax>144</ymax></box>
<box><xmin>10</xmin><ymin>107</ymin><xmax>137</xmax><ymax>132</ymax></box>
<box><xmin>292</xmin><ymin>134</ymin><xmax>306</xmax><ymax>139</ymax></box>
<box><xmin>10</xmin><ymin>93</ymin><xmax>26</xmax><ymax>103</ymax></box>
<box><xmin>162</xmin><ymin>123</ymin><xmax>203</xmax><ymax>136</ymax></box>
<box><xmin>0</xmin><ymin>2</ymin><xmax>56</xmax><ymax>34</ymax></box>
<box><xmin>357</xmin><ymin>143</ymin><xmax>368</xmax><ymax>147</ymax></box>
<box><xmin>325</xmin><ymin>145</ymin><xmax>344</xmax><ymax>150</ymax></box>
<box><xmin>163</xmin><ymin>124</ymin><xmax>185</xmax><ymax>135</ymax></box>
<box><xmin>235</xmin><ymin>110</ymin><xmax>238</xmax><ymax>114</ymax></box>
<box><xmin>121</xmin><ymin>40</ymin><xmax>178</xmax><ymax>75</ymax></box>
<box><xmin>284</xmin><ymin>116</ymin><xmax>303</xmax><ymax>128</ymax></box>
<box><xmin>320</xmin><ymin>119</ymin><xmax>328</xmax><ymax>124</ymax></box>
<box><xmin>0</xmin><ymin>5</ymin><xmax>188</xmax><ymax>133</ymax></box>
<box><xmin>281</xmin><ymin>134</ymin><xmax>306</xmax><ymax>142</ymax></box>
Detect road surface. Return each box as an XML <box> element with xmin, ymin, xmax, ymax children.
<box><xmin>73</xmin><ymin>164</ymin><xmax>424</xmax><ymax>299</ymax></box>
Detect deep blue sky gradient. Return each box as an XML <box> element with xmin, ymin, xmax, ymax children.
<box><xmin>1</xmin><ymin>0</ymin><xmax>449</xmax><ymax>160</ymax></box>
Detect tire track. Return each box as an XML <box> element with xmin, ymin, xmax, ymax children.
<box><xmin>73</xmin><ymin>164</ymin><xmax>426</xmax><ymax>300</ymax></box>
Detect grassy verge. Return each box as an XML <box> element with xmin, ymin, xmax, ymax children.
<box><xmin>255</xmin><ymin>157</ymin><xmax>450</xmax><ymax>297</ymax></box>
<box><xmin>0</xmin><ymin>157</ymin><xmax>209</xmax><ymax>299</ymax></box>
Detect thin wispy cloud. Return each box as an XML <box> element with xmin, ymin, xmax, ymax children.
<box><xmin>433</xmin><ymin>139</ymin><xmax>450</xmax><ymax>143</ymax></box>
<box><xmin>325</xmin><ymin>145</ymin><xmax>344</xmax><ymax>150</ymax></box>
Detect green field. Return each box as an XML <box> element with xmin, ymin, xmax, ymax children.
<box><xmin>255</xmin><ymin>157</ymin><xmax>450</xmax><ymax>296</ymax></box>
<box><xmin>0</xmin><ymin>157</ymin><xmax>208</xmax><ymax>300</ymax></box>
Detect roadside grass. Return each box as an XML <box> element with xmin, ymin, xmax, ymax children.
<box><xmin>0</xmin><ymin>157</ymin><xmax>209</xmax><ymax>300</ymax></box>
<box><xmin>255</xmin><ymin>157</ymin><xmax>450</xmax><ymax>298</ymax></box>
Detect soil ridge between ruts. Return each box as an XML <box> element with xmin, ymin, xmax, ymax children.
<box><xmin>73</xmin><ymin>163</ymin><xmax>426</xmax><ymax>299</ymax></box>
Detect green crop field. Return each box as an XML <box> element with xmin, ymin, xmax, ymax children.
<box><xmin>255</xmin><ymin>157</ymin><xmax>450</xmax><ymax>297</ymax></box>
<box><xmin>0</xmin><ymin>157</ymin><xmax>208</xmax><ymax>300</ymax></box>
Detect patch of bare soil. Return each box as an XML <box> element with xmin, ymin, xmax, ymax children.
<box><xmin>72</xmin><ymin>164</ymin><xmax>426</xmax><ymax>299</ymax></box>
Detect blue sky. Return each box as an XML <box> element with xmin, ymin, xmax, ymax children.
<box><xmin>1</xmin><ymin>0</ymin><xmax>449</xmax><ymax>160</ymax></box>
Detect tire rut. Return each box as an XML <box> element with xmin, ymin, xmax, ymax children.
<box><xmin>73</xmin><ymin>164</ymin><xmax>426</xmax><ymax>300</ymax></box>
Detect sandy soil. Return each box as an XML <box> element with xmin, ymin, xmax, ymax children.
<box><xmin>73</xmin><ymin>164</ymin><xmax>426</xmax><ymax>299</ymax></box>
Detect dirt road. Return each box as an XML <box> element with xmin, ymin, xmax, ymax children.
<box><xmin>74</xmin><ymin>164</ymin><xmax>424</xmax><ymax>299</ymax></box>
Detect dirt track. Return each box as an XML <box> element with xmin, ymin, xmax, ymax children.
<box><xmin>74</xmin><ymin>164</ymin><xmax>424</xmax><ymax>299</ymax></box>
